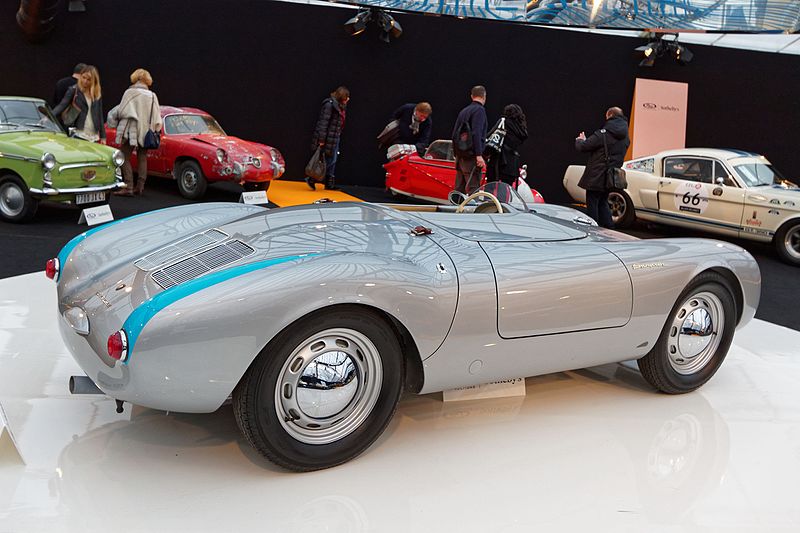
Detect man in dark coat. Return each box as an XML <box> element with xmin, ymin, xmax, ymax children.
<box><xmin>451</xmin><ymin>86</ymin><xmax>488</xmax><ymax>195</ymax></box>
<box><xmin>393</xmin><ymin>102</ymin><xmax>432</xmax><ymax>153</ymax></box>
<box><xmin>308</xmin><ymin>86</ymin><xmax>349</xmax><ymax>191</ymax></box>
<box><xmin>52</xmin><ymin>63</ymin><xmax>85</xmax><ymax>107</ymax></box>
<box><xmin>575</xmin><ymin>107</ymin><xmax>630</xmax><ymax>229</ymax></box>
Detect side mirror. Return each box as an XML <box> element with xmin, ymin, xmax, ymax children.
<box><xmin>68</xmin><ymin>127</ymin><xmax>77</xmax><ymax>137</ymax></box>
<box><xmin>448</xmin><ymin>190</ymin><xmax>467</xmax><ymax>206</ymax></box>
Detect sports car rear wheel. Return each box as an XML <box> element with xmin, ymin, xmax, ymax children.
<box><xmin>233</xmin><ymin>307</ymin><xmax>404</xmax><ymax>471</ymax></box>
<box><xmin>176</xmin><ymin>160</ymin><xmax>207</xmax><ymax>199</ymax></box>
<box><xmin>774</xmin><ymin>220</ymin><xmax>800</xmax><ymax>266</ymax></box>
<box><xmin>0</xmin><ymin>174</ymin><xmax>38</xmax><ymax>223</ymax></box>
<box><xmin>607</xmin><ymin>190</ymin><xmax>634</xmax><ymax>228</ymax></box>
<box><xmin>637</xmin><ymin>272</ymin><xmax>735</xmax><ymax>394</ymax></box>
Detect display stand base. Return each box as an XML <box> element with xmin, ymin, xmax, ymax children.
<box><xmin>239</xmin><ymin>190</ymin><xmax>269</xmax><ymax>204</ymax></box>
<box><xmin>78</xmin><ymin>204</ymin><xmax>114</xmax><ymax>226</ymax></box>
<box><xmin>0</xmin><ymin>402</ymin><xmax>24</xmax><ymax>465</ymax></box>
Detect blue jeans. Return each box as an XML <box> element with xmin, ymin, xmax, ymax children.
<box><xmin>325</xmin><ymin>141</ymin><xmax>339</xmax><ymax>186</ymax></box>
<box><xmin>586</xmin><ymin>189</ymin><xmax>614</xmax><ymax>229</ymax></box>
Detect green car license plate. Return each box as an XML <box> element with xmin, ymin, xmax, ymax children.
<box><xmin>76</xmin><ymin>192</ymin><xmax>106</xmax><ymax>205</ymax></box>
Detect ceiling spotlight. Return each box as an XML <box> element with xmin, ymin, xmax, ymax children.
<box><xmin>634</xmin><ymin>40</ymin><xmax>661</xmax><ymax>67</ymax></box>
<box><xmin>344</xmin><ymin>9</ymin><xmax>371</xmax><ymax>36</ymax></box>
<box><xmin>673</xmin><ymin>43</ymin><xmax>693</xmax><ymax>65</ymax></box>
<box><xmin>376</xmin><ymin>10</ymin><xmax>402</xmax><ymax>42</ymax></box>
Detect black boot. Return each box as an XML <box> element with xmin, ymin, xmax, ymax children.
<box><xmin>304</xmin><ymin>177</ymin><xmax>316</xmax><ymax>191</ymax></box>
<box><xmin>324</xmin><ymin>178</ymin><xmax>339</xmax><ymax>191</ymax></box>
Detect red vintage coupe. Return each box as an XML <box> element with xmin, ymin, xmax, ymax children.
<box><xmin>384</xmin><ymin>140</ymin><xmax>544</xmax><ymax>204</ymax></box>
<box><xmin>107</xmin><ymin>106</ymin><xmax>285</xmax><ymax>199</ymax></box>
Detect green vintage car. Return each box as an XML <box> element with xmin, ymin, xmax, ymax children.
<box><xmin>0</xmin><ymin>96</ymin><xmax>125</xmax><ymax>222</ymax></box>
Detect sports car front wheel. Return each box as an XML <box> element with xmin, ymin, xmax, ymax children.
<box><xmin>233</xmin><ymin>307</ymin><xmax>404</xmax><ymax>471</ymax></box>
<box><xmin>637</xmin><ymin>272</ymin><xmax>736</xmax><ymax>394</ymax></box>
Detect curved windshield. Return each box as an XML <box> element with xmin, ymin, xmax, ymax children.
<box><xmin>734</xmin><ymin>162</ymin><xmax>796</xmax><ymax>188</ymax></box>
<box><xmin>0</xmin><ymin>99</ymin><xmax>63</xmax><ymax>134</ymax></box>
<box><xmin>164</xmin><ymin>114</ymin><xmax>225</xmax><ymax>135</ymax></box>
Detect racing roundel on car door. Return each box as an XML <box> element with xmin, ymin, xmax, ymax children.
<box><xmin>674</xmin><ymin>182</ymin><xmax>710</xmax><ymax>214</ymax></box>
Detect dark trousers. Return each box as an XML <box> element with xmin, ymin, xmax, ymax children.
<box><xmin>325</xmin><ymin>140</ymin><xmax>339</xmax><ymax>188</ymax></box>
<box><xmin>454</xmin><ymin>156</ymin><xmax>481</xmax><ymax>195</ymax></box>
<box><xmin>586</xmin><ymin>189</ymin><xmax>614</xmax><ymax>229</ymax></box>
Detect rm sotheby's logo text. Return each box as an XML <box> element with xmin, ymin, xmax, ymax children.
<box><xmin>631</xmin><ymin>262</ymin><xmax>665</xmax><ymax>270</ymax></box>
<box><xmin>643</xmin><ymin>103</ymin><xmax>680</xmax><ymax>112</ymax></box>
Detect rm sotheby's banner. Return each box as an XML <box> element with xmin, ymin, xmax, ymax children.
<box><xmin>629</xmin><ymin>78</ymin><xmax>688</xmax><ymax>160</ymax></box>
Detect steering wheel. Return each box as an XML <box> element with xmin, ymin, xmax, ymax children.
<box><xmin>455</xmin><ymin>190</ymin><xmax>503</xmax><ymax>214</ymax></box>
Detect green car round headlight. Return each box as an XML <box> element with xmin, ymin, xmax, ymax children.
<box><xmin>41</xmin><ymin>152</ymin><xmax>56</xmax><ymax>170</ymax></box>
<box><xmin>112</xmin><ymin>150</ymin><xmax>125</xmax><ymax>167</ymax></box>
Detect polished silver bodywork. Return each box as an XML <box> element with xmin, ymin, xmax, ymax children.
<box><xmin>56</xmin><ymin>201</ymin><xmax>760</xmax><ymax>412</ymax></box>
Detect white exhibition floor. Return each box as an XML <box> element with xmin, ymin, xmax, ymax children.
<box><xmin>1</xmin><ymin>273</ymin><xmax>799</xmax><ymax>532</ymax></box>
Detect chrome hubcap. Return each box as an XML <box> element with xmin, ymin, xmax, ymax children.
<box><xmin>784</xmin><ymin>225</ymin><xmax>800</xmax><ymax>261</ymax></box>
<box><xmin>181</xmin><ymin>169</ymin><xmax>198</xmax><ymax>191</ymax></box>
<box><xmin>0</xmin><ymin>182</ymin><xmax>24</xmax><ymax>217</ymax></box>
<box><xmin>607</xmin><ymin>191</ymin><xmax>626</xmax><ymax>223</ymax></box>
<box><xmin>667</xmin><ymin>292</ymin><xmax>724</xmax><ymax>375</ymax></box>
<box><xmin>275</xmin><ymin>328</ymin><xmax>382</xmax><ymax>445</ymax></box>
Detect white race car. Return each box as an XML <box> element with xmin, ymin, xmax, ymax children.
<box><xmin>564</xmin><ymin>148</ymin><xmax>800</xmax><ymax>265</ymax></box>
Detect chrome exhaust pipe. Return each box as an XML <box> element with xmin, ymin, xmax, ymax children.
<box><xmin>69</xmin><ymin>375</ymin><xmax>104</xmax><ymax>395</ymax></box>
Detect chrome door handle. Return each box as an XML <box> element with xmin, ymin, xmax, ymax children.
<box><xmin>659</xmin><ymin>179</ymin><xmax>672</xmax><ymax>186</ymax></box>
<box><xmin>573</xmin><ymin>216</ymin><xmax>595</xmax><ymax>225</ymax></box>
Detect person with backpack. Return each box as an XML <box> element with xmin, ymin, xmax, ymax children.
<box><xmin>574</xmin><ymin>106</ymin><xmax>630</xmax><ymax>229</ymax></box>
<box><xmin>451</xmin><ymin>86</ymin><xmax>488</xmax><ymax>195</ymax></box>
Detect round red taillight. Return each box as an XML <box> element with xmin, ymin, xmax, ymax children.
<box><xmin>107</xmin><ymin>330</ymin><xmax>128</xmax><ymax>362</ymax></box>
<box><xmin>45</xmin><ymin>258</ymin><xmax>59</xmax><ymax>280</ymax></box>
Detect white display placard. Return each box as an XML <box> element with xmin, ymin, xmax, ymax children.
<box><xmin>0</xmin><ymin>401</ymin><xmax>24</xmax><ymax>465</ymax></box>
<box><xmin>78</xmin><ymin>204</ymin><xmax>114</xmax><ymax>226</ymax></box>
<box><xmin>239</xmin><ymin>190</ymin><xmax>269</xmax><ymax>205</ymax></box>
<box><xmin>443</xmin><ymin>377</ymin><xmax>526</xmax><ymax>402</ymax></box>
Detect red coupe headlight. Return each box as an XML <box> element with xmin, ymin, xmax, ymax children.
<box><xmin>45</xmin><ymin>258</ymin><xmax>60</xmax><ymax>280</ymax></box>
<box><xmin>107</xmin><ymin>330</ymin><xmax>128</xmax><ymax>362</ymax></box>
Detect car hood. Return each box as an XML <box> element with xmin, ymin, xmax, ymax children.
<box><xmin>750</xmin><ymin>185</ymin><xmax>800</xmax><ymax>208</ymax></box>
<box><xmin>0</xmin><ymin>131</ymin><xmax>114</xmax><ymax>164</ymax></box>
<box><xmin>187</xmin><ymin>134</ymin><xmax>273</xmax><ymax>158</ymax></box>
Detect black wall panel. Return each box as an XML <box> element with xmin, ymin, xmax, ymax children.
<box><xmin>1</xmin><ymin>0</ymin><xmax>798</xmax><ymax>203</ymax></box>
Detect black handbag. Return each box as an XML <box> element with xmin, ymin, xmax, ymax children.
<box><xmin>141</xmin><ymin>95</ymin><xmax>161</xmax><ymax>150</ymax></box>
<box><xmin>60</xmin><ymin>87</ymin><xmax>81</xmax><ymax>128</ymax></box>
<box><xmin>305</xmin><ymin>146</ymin><xmax>326</xmax><ymax>182</ymax></box>
<box><xmin>377</xmin><ymin>119</ymin><xmax>400</xmax><ymax>149</ymax></box>
<box><xmin>484</xmin><ymin>117</ymin><xmax>507</xmax><ymax>155</ymax></box>
<box><xmin>602</xmin><ymin>130</ymin><xmax>627</xmax><ymax>190</ymax></box>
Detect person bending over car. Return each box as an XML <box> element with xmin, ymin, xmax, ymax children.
<box><xmin>574</xmin><ymin>106</ymin><xmax>630</xmax><ymax>229</ymax></box>
<box><xmin>393</xmin><ymin>102</ymin><xmax>432</xmax><ymax>154</ymax></box>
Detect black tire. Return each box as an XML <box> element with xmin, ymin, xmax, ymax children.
<box><xmin>607</xmin><ymin>189</ymin><xmax>635</xmax><ymax>228</ymax></box>
<box><xmin>233</xmin><ymin>306</ymin><xmax>404</xmax><ymax>471</ymax></box>
<box><xmin>175</xmin><ymin>160</ymin><xmax>207</xmax><ymax>199</ymax></box>
<box><xmin>243</xmin><ymin>180</ymin><xmax>271</xmax><ymax>193</ymax></box>
<box><xmin>637</xmin><ymin>272</ymin><xmax>736</xmax><ymax>394</ymax></box>
<box><xmin>774</xmin><ymin>219</ymin><xmax>800</xmax><ymax>266</ymax></box>
<box><xmin>0</xmin><ymin>174</ymin><xmax>38</xmax><ymax>223</ymax></box>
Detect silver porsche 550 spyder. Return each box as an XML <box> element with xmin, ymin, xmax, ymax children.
<box><xmin>51</xmin><ymin>183</ymin><xmax>760</xmax><ymax>471</ymax></box>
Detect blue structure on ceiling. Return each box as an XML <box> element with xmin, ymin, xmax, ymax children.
<box><xmin>337</xmin><ymin>0</ymin><xmax>800</xmax><ymax>32</ymax></box>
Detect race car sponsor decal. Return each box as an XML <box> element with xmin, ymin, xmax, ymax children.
<box><xmin>745</xmin><ymin>210</ymin><xmax>762</xmax><ymax>226</ymax></box>
<box><xmin>674</xmin><ymin>182</ymin><xmax>709</xmax><ymax>214</ymax></box>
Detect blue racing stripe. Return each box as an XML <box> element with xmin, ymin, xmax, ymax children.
<box><xmin>121</xmin><ymin>254</ymin><xmax>322</xmax><ymax>361</ymax></box>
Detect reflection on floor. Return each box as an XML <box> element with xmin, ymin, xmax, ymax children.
<box><xmin>1</xmin><ymin>272</ymin><xmax>799</xmax><ymax>532</ymax></box>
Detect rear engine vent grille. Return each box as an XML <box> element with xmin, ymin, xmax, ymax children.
<box><xmin>135</xmin><ymin>229</ymin><xmax>228</xmax><ymax>271</ymax></box>
<box><xmin>151</xmin><ymin>240</ymin><xmax>255</xmax><ymax>290</ymax></box>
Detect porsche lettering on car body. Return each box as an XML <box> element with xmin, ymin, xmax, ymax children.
<box><xmin>53</xmin><ymin>184</ymin><xmax>760</xmax><ymax>471</ymax></box>
<box><xmin>563</xmin><ymin>148</ymin><xmax>800</xmax><ymax>265</ymax></box>
<box><xmin>106</xmin><ymin>106</ymin><xmax>285</xmax><ymax>199</ymax></box>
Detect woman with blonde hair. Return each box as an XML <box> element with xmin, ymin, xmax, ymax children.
<box><xmin>108</xmin><ymin>68</ymin><xmax>162</xmax><ymax>196</ymax></box>
<box><xmin>53</xmin><ymin>64</ymin><xmax>106</xmax><ymax>143</ymax></box>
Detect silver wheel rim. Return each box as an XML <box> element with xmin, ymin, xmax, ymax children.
<box><xmin>607</xmin><ymin>191</ymin><xmax>626</xmax><ymax>224</ymax></box>
<box><xmin>667</xmin><ymin>291</ymin><xmax>724</xmax><ymax>375</ymax></box>
<box><xmin>0</xmin><ymin>182</ymin><xmax>25</xmax><ymax>218</ymax></box>
<box><xmin>275</xmin><ymin>328</ymin><xmax>383</xmax><ymax>445</ymax></box>
<box><xmin>783</xmin><ymin>225</ymin><xmax>800</xmax><ymax>261</ymax></box>
<box><xmin>181</xmin><ymin>168</ymin><xmax>198</xmax><ymax>192</ymax></box>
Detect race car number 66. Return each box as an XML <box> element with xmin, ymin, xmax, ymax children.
<box><xmin>673</xmin><ymin>182</ymin><xmax>709</xmax><ymax>214</ymax></box>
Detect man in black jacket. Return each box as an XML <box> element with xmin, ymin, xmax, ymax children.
<box><xmin>52</xmin><ymin>63</ymin><xmax>85</xmax><ymax>107</ymax></box>
<box><xmin>393</xmin><ymin>102</ymin><xmax>432</xmax><ymax>153</ymax></box>
<box><xmin>575</xmin><ymin>107</ymin><xmax>630</xmax><ymax>229</ymax></box>
<box><xmin>451</xmin><ymin>86</ymin><xmax>488</xmax><ymax>195</ymax></box>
